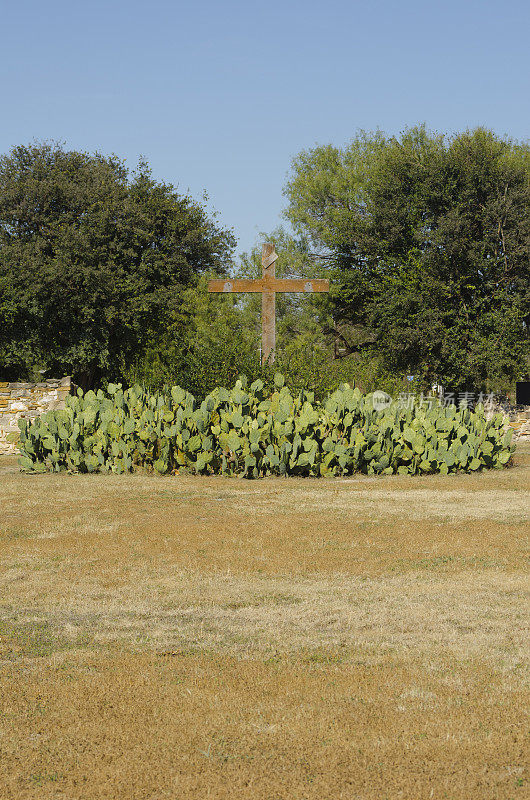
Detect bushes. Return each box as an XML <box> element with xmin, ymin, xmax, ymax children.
<box><xmin>18</xmin><ymin>377</ymin><xmax>515</xmax><ymax>477</ymax></box>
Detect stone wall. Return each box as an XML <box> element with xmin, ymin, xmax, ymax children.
<box><xmin>508</xmin><ymin>408</ymin><xmax>530</xmax><ymax>439</ymax></box>
<box><xmin>0</xmin><ymin>377</ymin><xmax>72</xmax><ymax>455</ymax></box>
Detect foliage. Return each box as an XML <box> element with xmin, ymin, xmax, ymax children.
<box><xmin>126</xmin><ymin>232</ymin><xmax>406</xmax><ymax>401</ymax></box>
<box><xmin>18</xmin><ymin>377</ymin><xmax>515</xmax><ymax>477</ymax></box>
<box><xmin>125</xmin><ymin>277</ymin><xmax>408</xmax><ymax>401</ymax></box>
<box><xmin>266</xmin><ymin>338</ymin><xmax>411</xmax><ymax>398</ymax></box>
<box><xmin>284</xmin><ymin>126</ymin><xmax>530</xmax><ymax>392</ymax></box>
<box><xmin>231</xmin><ymin>229</ymin><xmax>409</xmax><ymax>398</ymax></box>
<box><xmin>124</xmin><ymin>278</ymin><xmax>261</xmax><ymax>398</ymax></box>
<box><xmin>236</xmin><ymin>228</ymin><xmax>329</xmax><ymax>350</ymax></box>
<box><xmin>0</xmin><ymin>142</ymin><xmax>235</xmax><ymax>387</ymax></box>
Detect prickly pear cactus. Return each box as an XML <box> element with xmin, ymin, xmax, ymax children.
<box><xmin>17</xmin><ymin>377</ymin><xmax>515</xmax><ymax>477</ymax></box>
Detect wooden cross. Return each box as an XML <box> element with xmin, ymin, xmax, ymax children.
<box><xmin>208</xmin><ymin>243</ymin><xmax>329</xmax><ymax>364</ymax></box>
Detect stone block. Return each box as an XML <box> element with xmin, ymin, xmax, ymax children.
<box><xmin>0</xmin><ymin>382</ymin><xmax>8</xmax><ymax>388</ymax></box>
<box><xmin>10</xmin><ymin>402</ymin><xmax>28</xmax><ymax>412</ymax></box>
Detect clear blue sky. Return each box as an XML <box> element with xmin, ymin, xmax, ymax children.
<box><xmin>2</xmin><ymin>0</ymin><xmax>529</xmax><ymax>256</ymax></box>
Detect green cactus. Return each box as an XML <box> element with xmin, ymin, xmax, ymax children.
<box><xmin>16</xmin><ymin>376</ymin><xmax>516</xmax><ymax>478</ymax></box>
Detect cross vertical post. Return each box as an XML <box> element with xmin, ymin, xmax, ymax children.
<box><xmin>261</xmin><ymin>242</ymin><xmax>278</xmax><ymax>364</ymax></box>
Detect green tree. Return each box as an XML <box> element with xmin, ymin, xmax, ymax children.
<box><xmin>128</xmin><ymin>230</ymin><xmax>410</xmax><ymax>400</ymax></box>
<box><xmin>0</xmin><ymin>142</ymin><xmax>235</xmax><ymax>387</ymax></box>
<box><xmin>285</xmin><ymin>126</ymin><xmax>530</xmax><ymax>392</ymax></box>
<box><xmin>125</xmin><ymin>278</ymin><xmax>261</xmax><ymax>398</ymax></box>
<box><xmin>233</xmin><ymin>230</ymin><xmax>407</xmax><ymax>397</ymax></box>
<box><xmin>236</xmin><ymin>227</ymin><xmax>329</xmax><ymax>352</ymax></box>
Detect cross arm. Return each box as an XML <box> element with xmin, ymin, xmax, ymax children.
<box><xmin>207</xmin><ymin>278</ymin><xmax>330</xmax><ymax>293</ymax></box>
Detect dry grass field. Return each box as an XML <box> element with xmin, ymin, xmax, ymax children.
<box><xmin>0</xmin><ymin>444</ymin><xmax>528</xmax><ymax>799</ymax></box>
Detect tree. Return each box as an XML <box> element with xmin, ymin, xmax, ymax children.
<box><xmin>0</xmin><ymin>142</ymin><xmax>235</xmax><ymax>387</ymax></box>
<box><xmin>128</xmin><ymin>229</ymin><xmax>413</xmax><ymax>400</ymax></box>
<box><xmin>285</xmin><ymin>126</ymin><xmax>530</xmax><ymax>392</ymax></box>
<box><xmin>236</xmin><ymin>227</ymin><xmax>329</xmax><ymax>350</ymax></box>
<box><xmin>231</xmin><ymin>229</ymin><xmax>409</xmax><ymax>397</ymax></box>
<box><xmin>125</xmin><ymin>278</ymin><xmax>261</xmax><ymax>398</ymax></box>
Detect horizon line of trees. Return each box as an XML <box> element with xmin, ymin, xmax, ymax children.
<box><xmin>0</xmin><ymin>127</ymin><xmax>528</xmax><ymax>397</ymax></box>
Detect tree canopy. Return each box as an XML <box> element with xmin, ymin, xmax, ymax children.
<box><xmin>284</xmin><ymin>126</ymin><xmax>530</xmax><ymax>391</ymax></box>
<box><xmin>0</xmin><ymin>142</ymin><xmax>235</xmax><ymax>386</ymax></box>
<box><xmin>1</xmin><ymin>130</ymin><xmax>528</xmax><ymax>396</ymax></box>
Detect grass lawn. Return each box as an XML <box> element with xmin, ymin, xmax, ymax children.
<box><xmin>0</xmin><ymin>443</ymin><xmax>528</xmax><ymax>799</ymax></box>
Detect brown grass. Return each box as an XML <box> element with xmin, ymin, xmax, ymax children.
<box><xmin>0</xmin><ymin>444</ymin><xmax>528</xmax><ymax>799</ymax></box>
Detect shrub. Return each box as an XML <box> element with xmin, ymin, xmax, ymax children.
<box><xmin>18</xmin><ymin>377</ymin><xmax>515</xmax><ymax>477</ymax></box>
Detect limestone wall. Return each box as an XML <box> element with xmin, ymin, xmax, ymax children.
<box><xmin>0</xmin><ymin>377</ymin><xmax>72</xmax><ymax>455</ymax></box>
<box><xmin>508</xmin><ymin>408</ymin><xmax>530</xmax><ymax>439</ymax></box>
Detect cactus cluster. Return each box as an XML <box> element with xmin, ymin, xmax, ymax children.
<box><xmin>17</xmin><ymin>376</ymin><xmax>515</xmax><ymax>476</ymax></box>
